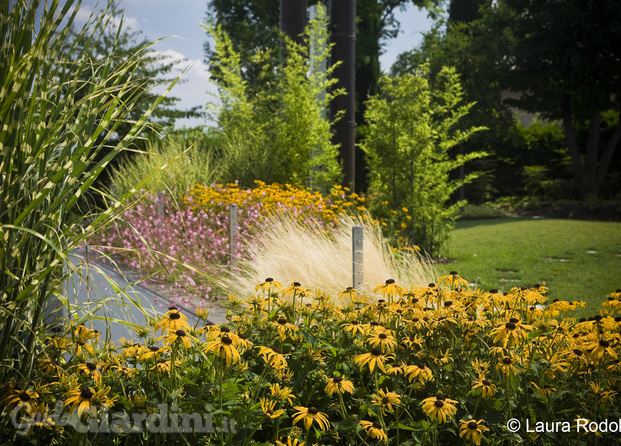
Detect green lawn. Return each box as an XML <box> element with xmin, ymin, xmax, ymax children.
<box><xmin>440</xmin><ymin>217</ymin><xmax>621</xmax><ymax>316</ymax></box>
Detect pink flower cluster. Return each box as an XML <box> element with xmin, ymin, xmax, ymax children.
<box><xmin>93</xmin><ymin>194</ymin><xmax>263</xmax><ymax>307</ymax></box>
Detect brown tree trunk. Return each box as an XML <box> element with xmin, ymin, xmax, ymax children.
<box><xmin>561</xmin><ymin>101</ymin><xmax>620</xmax><ymax>197</ymax></box>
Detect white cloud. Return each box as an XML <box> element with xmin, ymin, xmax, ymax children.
<box><xmin>73</xmin><ymin>3</ymin><xmax>139</xmax><ymax>32</ymax></box>
<box><xmin>148</xmin><ymin>49</ymin><xmax>220</xmax><ymax>128</ymax></box>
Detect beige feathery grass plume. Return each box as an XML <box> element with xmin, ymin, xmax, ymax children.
<box><xmin>225</xmin><ymin>213</ymin><xmax>437</xmax><ymax>302</ymax></box>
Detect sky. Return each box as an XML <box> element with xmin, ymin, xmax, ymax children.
<box><xmin>77</xmin><ymin>1</ymin><xmax>437</xmax><ymax>129</ymax></box>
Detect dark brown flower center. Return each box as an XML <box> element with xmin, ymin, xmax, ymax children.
<box><xmin>150</xmin><ymin>346</ymin><xmax>160</xmax><ymax>352</ymax></box>
<box><xmin>169</xmin><ymin>312</ymin><xmax>181</xmax><ymax>320</ymax></box>
<box><xmin>373</xmin><ymin>421</ymin><xmax>382</xmax><ymax>429</ymax></box>
<box><xmin>277</xmin><ymin>318</ymin><xmax>287</xmax><ymax>325</ymax></box>
<box><xmin>220</xmin><ymin>326</ymin><xmax>230</xmax><ymax>333</ymax></box>
<box><xmin>308</xmin><ymin>407</ymin><xmax>318</xmax><ymax>414</ymax></box>
<box><xmin>482</xmin><ymin>379</ymin><xmax>491</xmax><ymax>386</ymax></box>
<box><xmin>444</xmin><ymin>301</ymin><xmax>453</xmax><ymax>307</ymax></box>
<box><xmin>370</xmin><ymin>347</ymin><xmax>382</xmax><ymax>356</ymax></box>
<box><xmin>351</xmin><ymin>320</ymin><xmax>359</xmax><ymax>325</ymax></box>
<box><xmin>86</xmin><ymin>362</ymin><xmax>96</xmax><ymax>371</ymax></box>
<box><xmin>505</xmin><ymin>322</ymin><xmax>517</xmax><ymax>330</ymax></box>
<box><xmin>272</xmin><ymin>347</ymin><xmax>281</xmax><ymax>354</ymax></box>
<box><xmin>382</xmin><ymin>397</ymin><xmax>390</xmax><ymax>404</ymax></box>
<box><xmin>19</xmin><ymin>392</ymin><xmax>30</xmax><ymax>402</ymax></box>
<box><xmin>378</xmin><ymin>333</ymin><xmax>387</xmax><ymax>340</ymax></box>
<box><xmin>434</xmin><ymin>400</ymin><xmax>444</xmax><ymax>408</ymax></box>
<box><xmin>573</xmin><ymin>348</ymin><xmax>583</xmax><ymax>356</ymax></box>
<box><xmin>509</xmin><ymin>317</ymin><xmax>519</xmax><ymax>323</ymax></box>
<box><xmin>221</xmin><ymin>336</ymin><xmax>233</xmax><ymax>345</ymax></box>
<box><xmin>468</xmin><ymin>421</ymin><xmax>478</xmax><ymax>430</ymax></box>
<box><xmin>599</xmin><ymin>339</ymin><xmax>610</xmax><ymax>348</ymax></box>
<box><xmin>265</xmin><ymin>278</ymin><xmax>273</xmax><ymax>282</ymax></box>
<box><xmin>175</xmin><ymin>329</ymin><xmax>186</xmax><ymax>337</ymax></box>
<box><xmin>293</xmin><ymin>281</ymin><xmax>301</xmax><ymax>287</ymax></box>
<box><xmin>80</xmin><ymin>388</ymin><xmax>93</xmax><ymax>399</ymax></box>
<box><xmin>385</xmin><ymin>279</ymin><xmax>395</xmax><ymax>284</ymax></box>
<box><xmin>503</xmin><ymin>357</ymin><xmax>512</xmax><ymax>364</ymax></box>
<box><xmin>333</xmin><ymin>376</ymin><xmax>343</xmax><ymax>383</ymax></box>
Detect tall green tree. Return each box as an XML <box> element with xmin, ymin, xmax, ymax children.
<box><xmin>204</xmin><ymin>7</ymin><xmax>343</xmax><ymax>189</ymax></box>
<box><xmin>362</xmin><ymin>66</ymin><xmax>486</xmax><ymax>255</ymax></box>
<box><xmin>493</xmin><ymin>0</ymin><xmax>621</xmax><ymax>198</ymax></box>
<box><xmin>203</xmin><ymin>0</ymin><xmax>438</xmax><ymax>191</ymax></box>
<box><xmin>391</xmin><ymin>1</ymin><xmax>521</xmax><ymax>202</ymax></box>
<box><xmin>66</xmin><ymin>8</ymin><xmax>201</xmax><ymax>202</ymax></box>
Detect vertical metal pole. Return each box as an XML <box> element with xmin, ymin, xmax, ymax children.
<box><xmin>330</xmin><ymin>0</ymin><xmax>356</xmax><ymax>192</ymax></box>
<box><xmin>309</xmin><ymin>4</ymin><xmax>328</xmax><ymax>192</ymax></box>
<box><xmin>352</xmin><ymin>225</ymin><xmax>363</xmax><ymax>289</ymax></box>
<box><xmin>157</xmin><ymin>191</ymin><xmax>165</xmax><ymax>217</ymax></box>
<box><xmin>229</xmin><ymin>204</ymin><xmax>238</xmax><ymax>274</ymax></box>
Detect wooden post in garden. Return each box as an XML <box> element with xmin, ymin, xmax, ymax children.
<box><xmin>352</xmin><ymin>225</ymin><xmax>363</xmax><ymax>289</ymax></box>
<box><xmin>157</xmin><ymin>191</ymin><xmax>165</xmax><ymax>217</ymax></box>
<box><xmin>229</xmin><ymin>204</ymin><xmax>238</xmax><ymax>274</ymax></box>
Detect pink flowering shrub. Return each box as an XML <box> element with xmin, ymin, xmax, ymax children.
<box><xmin>93</xmin><ymin>193</ymin><xmax>263</xmax><ymax>306</ymax></box>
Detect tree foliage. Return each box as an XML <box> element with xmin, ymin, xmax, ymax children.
<box><xmin>362</xmin><ymin>66</ymin><xmax>486</xmax><ymax>256</ymax></box>
<box><xmin>204</xmin><ymin>7</ymin><xmax>343</xmax><ymax>189</ymax></box>
<box><xmin>492</xmin><ymin>0</ymin><xmax>621</xmax><ymax>197</ymax></box>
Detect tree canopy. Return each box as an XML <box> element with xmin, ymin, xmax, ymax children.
<box><xmin>493</xmin><ymin>0</ymin><xmax>621</xmax><ymax>197</ymax></box>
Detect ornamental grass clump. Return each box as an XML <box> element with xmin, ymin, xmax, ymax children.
<box><xmin>225</xmin><ymin>212</ymin><xmax>436</xmax><ymax>299</ymax></box>
<box><xmin>0</xmin><ymin>0</ymin><xmax>179</xmax><ymax>404</ymax></box>
<box><xmin>4</xmin><ymin>277</ymin><xmax>620</xmax><ymax>445</ymax></box>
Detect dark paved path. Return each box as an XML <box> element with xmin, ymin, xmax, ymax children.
<box><xmin>55</xmin><ymin>253</ymin><xmax>227</xmax><ymax>342</ymax></box>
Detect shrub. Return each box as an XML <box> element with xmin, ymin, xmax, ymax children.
<box><xmin>3</xmin><ymin>278</ymin><xmax>620</xmax><ymax>445</ymax></box>
<box><xmin>361</xmin><ymin>66</ymin><xmax>487</xmax><ymax>257</ymax></box>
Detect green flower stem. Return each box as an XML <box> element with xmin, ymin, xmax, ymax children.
<box><xmin>337</xmin><ymin>392</ymin><xmax>349</xmax><ymax>420</ymax></box>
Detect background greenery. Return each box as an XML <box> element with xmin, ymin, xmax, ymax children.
<box><xmin>440</xmin><ymin>217</ymin><xmax>621</xmax><ymax>316</ymax></box>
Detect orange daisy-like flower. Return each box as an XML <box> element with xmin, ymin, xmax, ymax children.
<box><xmin>438</xmin><ymin>271</ymin><xmax>469</xmax><ymax>289</ymax></box>
<box><xmin>459</xmin><ymin>419</ymin><xmax>489</xmax><ymax>445</ymax></box>
<box><xmin>584</xmin><ymin>338</ymin><xmax>618</xmax><ymax>362</ymax></box>
<box><xmin>325</xmin><ymin>376</ymin><xmax>355</xmax><ymax>397</ymax></box>
<box><xmin>374</xmin><ymin>279</ymin><xmax>405</xmax><ymax>302</ymax></box>
<box><xmin>292</xmin><ymin>406</ymin><xmax>330</xmax><ymax>431</ymax></box>
<box><xmin>162</xmin><ymin>329</ymin><xmax>197</xmax><ymax>350</ymax></box>
<box><xmin>354</xmin><ymin>347</ymin><xmax>393</xmax><ymax>373</ymax></box>
<box><xmin>255</xmin><ymin>277</ymin><xmax>282</xmax><ymax>294</ymax></box>
<box><xmin>76</xmin><ymin>362</ymin><xmax>102</xmax><ymax>385</ymax></box>
<box><xmin>359</xmin><ymin>420</ymin><xmax>388</xmax><ymax>441</ymax></box>
<box><xmin>342</xmin><ymin>320</ymin><xmax>366</xmax><ymax>337</ymax></box>
<box><xmin>371</xmin><ymin>388</ymin><xmax>401</xmax><ymax>415</ymax></box>
<box><xmin>204</xmin><ymin>335</ymin><xmax>241</xmax><ymax>366</ymax></box>
<box><xmin>421</xmin><ymin>394</ymin><xmax>458</xmax><ymax>424</ymax></box>
<box><xmin>260</xmin><ymin>398</ymin><xmax>286</xmax><ymax>419</ymax></box>
<box><xmin>472</xmin><ymin>377</ymin><xmax>497</xmax><ymax>398</ymax></box>
<box><xmin>490</xmin><ymin>318</ymin><xmax>534</xmax><ymax>347</ymax></box>
<box><xmin>258</xmin><ymin>346</ymin><xmax>288</xmax><ymax>370</ymax></box>
<box><xmin>405</xmin><ymin>362</ymin><xmax>433</xmax><ymax>385</ymax></box>
<box><xmin>270</xmin><ymin>383</ymin><xmax>296</xmax><ymax>405</ymax></box>
<box><xmin>274</xmin><ymin>317</ymin><xmax>299</xmax><ymax>341</ymax></box>
<box><xmin>154</xmin><ymin>309</ymin><xmax>190</xmax><ymax>334</ymax></box>
<box><xmin>367</xmin><ymin>331</ymin><xmax>398</xmax><ymax>353</ymax></box>
<box><xmin>64</xmin><ymin>386</ymin><xmax>116</xmax><ymax>419</ymax></box>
